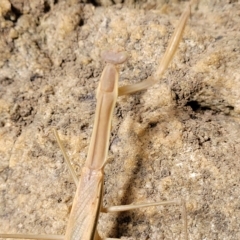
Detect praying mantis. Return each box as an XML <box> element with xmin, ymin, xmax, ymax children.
<box><xmin>0</xmin><ymin>2</ymin><xmax>192</xmax><ymax>240</ymax></box>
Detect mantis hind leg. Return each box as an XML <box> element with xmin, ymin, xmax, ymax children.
<box><xmin>102</xmin><ymin>199</ymin><xmax>188</xmax><ymax>240</ymax></box>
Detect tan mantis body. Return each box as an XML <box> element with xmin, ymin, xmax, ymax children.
<box><xmin>64</xmin><ymin>54</ymin><xmax>127</xmax><ymax>240</ymax></box>
<box><xmin>0</xmin><ymin>2</ymin><xmax>192</xmax><ymax>240</ymax></box>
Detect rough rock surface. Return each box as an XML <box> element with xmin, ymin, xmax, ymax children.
<box><xmin>0</xmin><ymin>0</ymin><xmax>239</xmax><ymax>239</ymax></box>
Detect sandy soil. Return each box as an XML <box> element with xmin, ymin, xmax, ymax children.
<box><xmin>0</xmin><ymin>0</ymin><xmax>240</xmax><ymax>239</ymax></box>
